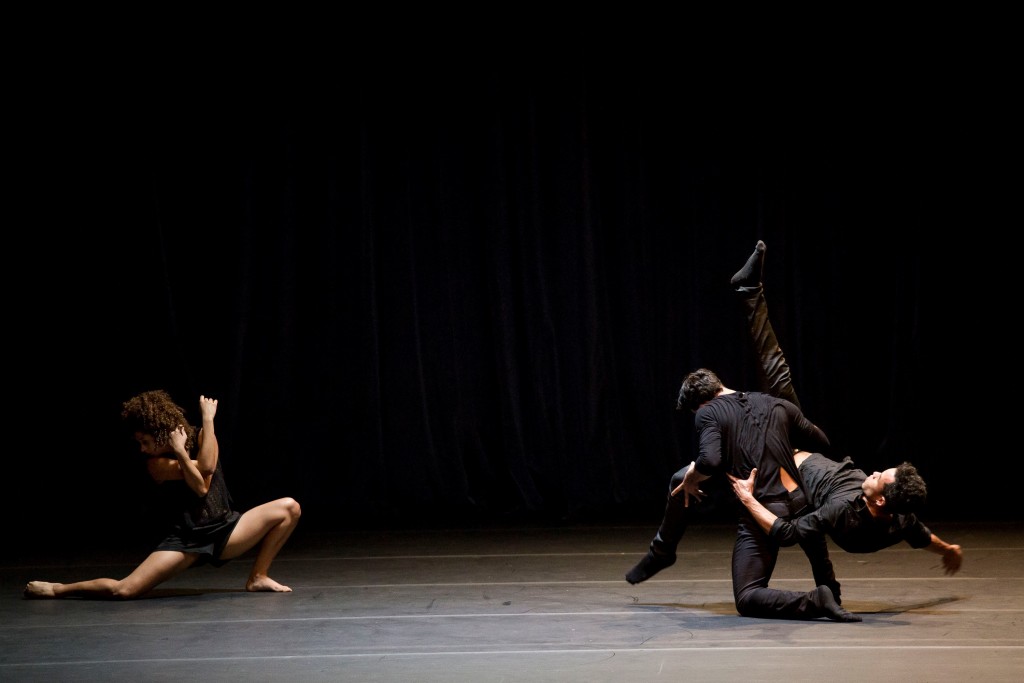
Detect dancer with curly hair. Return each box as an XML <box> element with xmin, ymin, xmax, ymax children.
<box><xmin>24</xmin><ymin>390</ymin><xmax>301</xmax><ymax>599</ymax></box>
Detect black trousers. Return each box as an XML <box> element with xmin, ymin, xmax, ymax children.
<box><xmin>645</xmin><ymin>282</ymin><xmax>839</xmax><ymax>618</ymax></box>
<box><xmin>649</xmin><ymin>464</ymin><xmax>839</xmax><ymax>619</ymax></box>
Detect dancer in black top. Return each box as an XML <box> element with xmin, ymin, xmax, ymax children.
<box><xmin>725</xmin><ymin>242</ymin><xmax>960</xmax><ymax>573</ymax></box>
<box><xmin>730</xmin><ymin>452</ymin><xmax>960</xmax><ymax>571</ymax></box>
<box><xmin>24</xmin><ymin>390</ymin><xmax>301</xmax><ymax>599</ymax></box>
<box><xmin>626</xmin><ymin>240</ymin><xmax>855</xmax><ymax>621</ymax></box>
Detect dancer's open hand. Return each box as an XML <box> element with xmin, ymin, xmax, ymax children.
<box><xmin>671</xmin><ymin>462</ymin><xmax>706</xmax><ymax>507</ymax></box>
<box><xmin>727</xmin><ymin>468</ymin><xmax>757</xmax><ymax>504</ymax></box>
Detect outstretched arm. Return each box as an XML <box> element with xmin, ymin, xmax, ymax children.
<box><xmin>925</xmin><ymin>534</ymin><xmax>963</xmax><ymax>575</ymax></box>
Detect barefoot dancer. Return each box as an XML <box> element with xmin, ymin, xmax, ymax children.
<box><xmin>25</xmin><ymin>390</ymin><xmax>301</xmax><ymax>599</ymax></box>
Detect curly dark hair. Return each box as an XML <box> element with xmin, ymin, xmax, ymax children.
<box><xmin>883</xmin><ymin>462</ymin><xmax>927</xmax><ymax>514</ymax></box>
<box><xmin>677</xmin><ymin>368</ymin><xmax>724</xmax><ymax>412</ymax></box>
<box><xmin>121</xmin><ymin>389</ymin><xmax>196</xmax><ymax>451</ymax></box>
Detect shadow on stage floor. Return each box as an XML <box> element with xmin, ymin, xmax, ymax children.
<box><xmin>2</xmin><ymin>521</ymin><xmax>1022</xmax><ymax>682</ymax></box>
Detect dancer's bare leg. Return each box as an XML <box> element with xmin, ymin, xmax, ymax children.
<box><xmin>24</xmin><ymin>550</ymin><xmax>197</xmax><ymax>599</ymax></box>
<box><xmin>218</xmin><ymin>497</ymin><xmax>301</xmax><ymax>592</ymax></box>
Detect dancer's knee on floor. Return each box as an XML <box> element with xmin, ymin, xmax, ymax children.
<box><xmin>734</xmin><ymin>589</ymin><xmax>766</xmax><ymax>617</ymax></box>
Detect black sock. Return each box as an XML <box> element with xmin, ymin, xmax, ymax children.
<box><xmin>730</xmin><ymin>240</ymin><xmax>766</xmax><ymax>288</ymax></box>
<box><xmin>813</xmin><ymin>585</ymin><xmax>862</xmax><ymax>622</ymax></box>
<box><xmin>625</xmin><ymin>551</ymin><xmax>676</xmax><ymax>585</ymax></box>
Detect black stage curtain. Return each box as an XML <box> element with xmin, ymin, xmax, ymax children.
<box><xmin>11</xmin><ymin>45</ymin><xmax>1013</xmax><ymax>551</ymax></box>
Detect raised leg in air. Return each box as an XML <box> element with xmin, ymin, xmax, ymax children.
<box><xmin>732</xmin><ymin>241</ymin><xmax>801</xmax><ymax>408</ymax></box>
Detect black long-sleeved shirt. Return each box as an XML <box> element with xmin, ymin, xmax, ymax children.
<box><xmin>768</xmin><ymin>453</ymin><xmax>932</xmax><ymax>552</ymax></box>
<box><xmin>693</xmin><ymin>391</ymin><xmax>830</xmax><ymax>505</ymax></box>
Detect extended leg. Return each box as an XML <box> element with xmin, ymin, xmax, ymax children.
<box><xmin>736</xmin><ymin>285</ymin><xmax>800</xmax><ymax>407</ymax></box>
<box><xmin>625</xmin><ymin>465</ymin><xmax>697</xmax><ymax>584</ymax></box>
<box><xmin>218</xmin><ymin>497</ymin><xmax>302</xmax><ymax>592</ymax></box>
<box><xmin>730</xmin><ymin>239</ymin><xmax>766</xmax><ymax>288</ymax></box>
<box><xmin>732</xmin><ymin>242</ymin><xmax>801</xmax><ymax>408</ymax></box>
<box><xmin>24</xmin><ymin>550</ymin><xmax>197</xmax><ymax>600</ymax></box>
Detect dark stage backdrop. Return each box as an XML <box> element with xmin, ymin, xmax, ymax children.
<box><xmin>11</xmin><ymin>45</ymin><xmax>1014</xmax><ymax>553</ymax></box>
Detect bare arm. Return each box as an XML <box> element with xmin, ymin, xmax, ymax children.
<box><xmin>165</xmin><ymin>424</ymin><xmax>212</xmax><ymax>496</ymax></box>
<box><xmin>195</xmin><ymin>395</ymin><xmax>219</xmax><ymax>476</ymax></box>
<box><xmin>727</xmin><ymin>468</ymin><xmax>779</xmax><ymax>533</ymax></box>
<box><xmin>144</xmin><ymin>397</ymin><xmax>220</xmax><ymax>496</ymax></box>
<box><xmin>925</xmin><ymin>533</ymin><xmax>963</xmax><ymax>575</ymax></box>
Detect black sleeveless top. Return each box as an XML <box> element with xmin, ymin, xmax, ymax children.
<box><xmin>151</xmin><ymin>449</ymin><xmax>241</xmax><ymax>567</ymax></box>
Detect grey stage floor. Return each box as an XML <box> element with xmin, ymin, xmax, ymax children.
<box><xmin>2</xmin><ymin>521</ymin><xmax>1022</xmax><ymax>682</ymax></box>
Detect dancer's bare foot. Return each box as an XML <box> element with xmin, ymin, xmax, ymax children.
<box><xmin>24</xmin><ymin>581</ymin><xmax>59</xmax><ymax>599</ymax></box>
<box><xmin>246</xmin><ymin>575</ymin><xmax>292</xmax><ymax>592</ymax></box>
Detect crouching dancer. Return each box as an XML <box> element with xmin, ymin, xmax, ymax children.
<box><xmin>24</xmin><ymin>390</ymin><xmax>301</xmax><ymax>599</ymax></box>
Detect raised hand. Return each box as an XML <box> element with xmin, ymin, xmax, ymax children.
<box><xmin>199</xmin><ymin>395</ymin><xmax>218</xmax><ymax>421</ymax></box>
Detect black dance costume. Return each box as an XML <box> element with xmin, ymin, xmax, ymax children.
<box><xmin>627</xmin><ymin>267</ymin><xmax>851</xmax><ymax>620</ymax></box>
<box><xmin>772</xmin><ymin>453</ymin><xmax>933</xmax><ymax>553</ymax></box>
<box><xmin>151</xmin><ymin>449</ymin><xmax>241</xmax><ymax>568</ymax></box>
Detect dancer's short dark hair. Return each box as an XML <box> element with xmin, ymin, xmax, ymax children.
<box><xmin>883</xmin><ymin>462</ymin><xmax>927</xmax><ymax>514</ymax></box>
<box><xmin>677</xmin><ymin>368</ymin><xmax>723</xmax><ymax>411</ymax></box>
